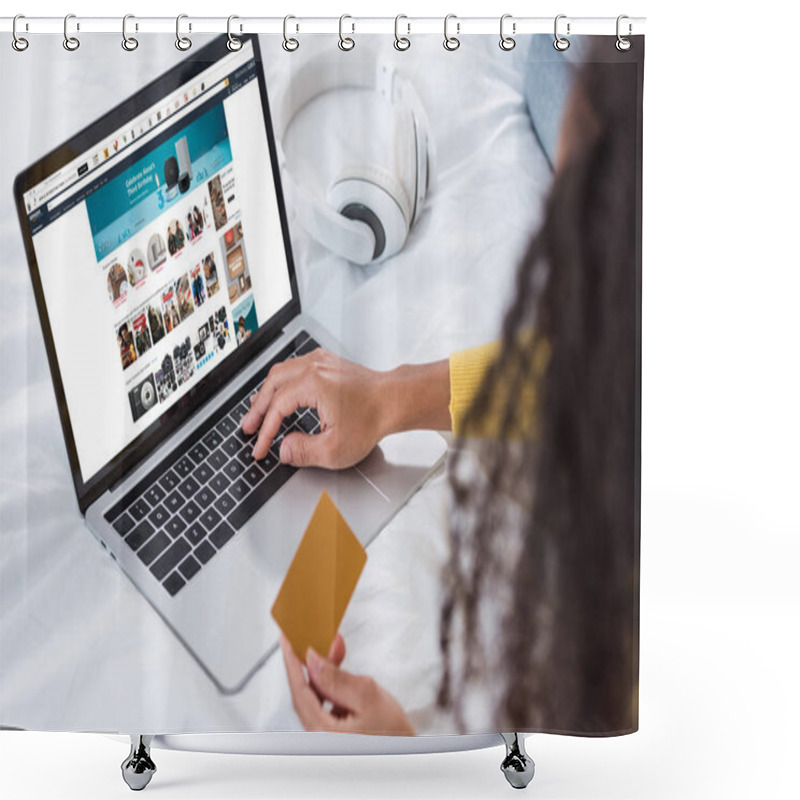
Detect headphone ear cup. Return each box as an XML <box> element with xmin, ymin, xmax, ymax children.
<box><xmin>327</xmin><ymin>166</ymin><xmax>412</xmax><ymax>263</ymax></box>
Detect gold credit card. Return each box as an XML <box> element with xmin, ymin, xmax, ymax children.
<box><xmin>271</xmin><ymin>491</ymin><xmax>367</xmax><ymax>662</ymax></box>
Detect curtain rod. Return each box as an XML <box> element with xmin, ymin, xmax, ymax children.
<box><xmin>0</xmin><ymin>16</ymin><xmax>646</xmax><ymax>37</ymax></box>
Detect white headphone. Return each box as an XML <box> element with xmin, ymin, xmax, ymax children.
<box><xmin>273</xmin><ymin>57</ymin><xmax>435</xmax><ymax>265</ymax></box>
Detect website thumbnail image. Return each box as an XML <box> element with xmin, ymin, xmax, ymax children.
<box><xmin>125</xmin><ymin>304</ymin><xmax>234</xmax><ymax>424</ymax></box>
<box><xmin>111</xmin><ymin>213</ymin><xmax>255</xmax><ymax>427</ymax></box>
<box><xmin>112</xmin><ymin>219</ymin><xmax>252</xmax><ymax>422</ymax></box>
<box><xmin>112</xmin><ymin>200</ymin><xmax>249</xmax><ymax>350</ymax></box>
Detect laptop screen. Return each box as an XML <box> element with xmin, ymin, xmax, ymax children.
<box><xmin>20</xmin><ymin>39</ymin><xmax>294</xmax><ymax>490</ymax></box>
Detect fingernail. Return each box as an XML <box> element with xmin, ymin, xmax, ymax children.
<box><xmin>280</xmin><ymin>439</ymin><xmax>291</xmax><ymax>464</ymax></box>
<box><xmin>306</xmin><ymin>647</ymin><xmax>322</xmax><ymax>675</ymax></box>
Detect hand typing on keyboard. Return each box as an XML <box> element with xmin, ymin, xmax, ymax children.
<box><xmin>241</xmin><ymin>348</ymin><xmax>389</xmax><ymax>469</ymax></box>
<box><xmin>241</xmin><ymin>347</ymin><xmax>451</xmax><ymax>470</ymax></box>
<box><xmin>108</xmin><ymin>339</ymin><xmax>451</xmax><ymax>593</ymax></box>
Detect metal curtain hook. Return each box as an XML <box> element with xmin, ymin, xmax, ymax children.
<box><xmin>283</xmin><ymin>15</ymin><xmax>299</xmax><ymax>51</ymax></box>
<box><xmin>616</xmin><ymin>14</ymin><xmax>632</xmax><ymax>51</ymax></box>
<box><xmin>554</xmin><ymin>14</ymin><xmax>570</xmax><ymax>51</ymax></box>
<box><xmin>63</xmin><ymin>13</ymin><xmax>80</xmax><ymax>51</ymax></box>
<box><xmin>444</xmin><ymin>14</ymin><xmax>460</xmax><ymax>51</ymax></box>
<box><xmin>339</xmin><ymin>14</ymin><xmax>355</xmax><ymax>51</ymax></box>
<box><xmin>176</xmin><ymin>14</ymin><xmax>192</xmax><ymax>51</ymax></box>
<box><xmin>122</xmin><ymin>14</ymin><xmax>139</xmax><ymax>51</ymax></box>
<box><xmin>499</xmin><ymin>14</ymin><xmax>516</xmax><ymax>51</ymax></box>
<box><xmin>12</xmin><ymin>14</ymin><xmax>29</xmax><ymax>51</ymax></box>
<box><xmin>394</xmin><ymin>14</ymin><xmax>410</xmax><ymax>51</ymax></box>
<box><xmin>227</xmin><ymin>15</ymin><xmax>242</xmax><ymax>51</ymax></box>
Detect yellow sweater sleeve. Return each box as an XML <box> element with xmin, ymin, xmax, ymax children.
<box><xmin>448</xmin><ymin>336</ymin><xmax>547</xmax><ymax>439</ymax></box>
<box><xmin>448</xmin><ymin>341</ymin><xmax>502</xmax><ymax>437</ymax></box>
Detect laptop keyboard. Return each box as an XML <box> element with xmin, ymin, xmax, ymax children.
<box><xmin>104</xmin><ymin>330</ymin><xmax>322</xmax><ymax>597</ymax></box>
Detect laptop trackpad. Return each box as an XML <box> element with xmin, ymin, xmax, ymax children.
<box><xmin>238</xmin><ymin>465</ymin><xmax>390</xmax><ymax>577</ymax></box>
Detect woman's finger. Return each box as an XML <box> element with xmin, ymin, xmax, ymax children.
<box><xmin>241</xmin><ymin>353</ymin><xmax>314</xmax><ymax>434</ymax></box>
<box><xmin>279</xmin><ymin>429</ymin><xmax>336</xmax><ymax>468</ymax></box>
<box><xmin>328</xmin><ymin>633</ymin><xmax>346</xmax><ymax>666</ymax></box>
<box><xmin>312</xmin><ymin>634</ymin><xmax>349</xmax><ymax>713</ymax></box>
<box><xmin>305</xmin><ymin>647</ymin><xmax>373</xmax><ymax>711</ymax></box>
<box><xmin>250</xmin><ymin>377</ymin><xmax>317</xmax><ymax>460</ymax></box>
<box><xmin>280</xmin><ymin>635</ymin><xmax>330</xmax><ymax>730</ymax></box>
<box><xmin>309</xmin><ymin>634</ymin><xmax>348</xmax><ymax>707</ymax></box>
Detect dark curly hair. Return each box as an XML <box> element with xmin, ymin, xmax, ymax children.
<box><xmin>439</xmin><ymin>44</ymin><xmax>641</xmax><ymax>735</ymax></box>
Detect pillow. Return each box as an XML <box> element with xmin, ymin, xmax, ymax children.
<box><xmin>523</xmin><ymin>35</ymin><xmax>589</xmax><ymax>170</ymax></box>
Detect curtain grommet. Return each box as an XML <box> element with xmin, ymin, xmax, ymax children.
<box><xmin>444</xmin><ymin>14</ymin><xmax>460</xmax><ymax>51</ymax></box>
<box><xmin>63</xmin><ymin>13</ymin><xmax>80</xmax><ymax>51</ymax></box>
<box><xmin>554</xmin><ymin>14</ymin><xmax>570</xmax><ymax>51</ymax></box>
<box><xmin>616</xmin><ymin>15</ymin><xmax>632</xmax><ymax>51</ymax></box>
<box><xmin>499</xmin><ymin>14</ymin><xmax>516</xmax><ymax>51</ymax></box>
<box><xmin>338</xmin><ymin>14</ymin><xmax>355</xmax><ymax>51</ymax></box>
<box><xmin>282</xmin><ymin>15</ymin><xmax>299</xmax><ymax>52</ymax></box>
<box><xmin>122</xmin><ymin>14</ymin><xmax>139</xmax><ymax>51</ymax></box>
<box><xmin>394</xmin><ymin>14</ymin><xmax>410</xmax><ymax>51</ymax></box>
<box><xmin>12</xmin><ymin>14</ymin><xmax>29</xmax><ymax>51</ymax></box>
<box><xmin>227</xmin><ymin>15</ymin><xmax>242</xmax><ymax>52</ymax></box>
<box><xmin>175</xmin><ymin>14</ymin><xmax>192</xmax><ymax>51</ymax></box>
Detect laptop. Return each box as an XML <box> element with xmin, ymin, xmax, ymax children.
<box><xmin>13</xmin><ymin>35</ymin><xmax>446</xmax><ymax>694</ymax></box>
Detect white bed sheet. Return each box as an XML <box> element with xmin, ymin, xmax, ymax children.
<box><xmin>0</xmin><ymin>34</ymin><xmax>552</xmax><ymax>734</ymax></box>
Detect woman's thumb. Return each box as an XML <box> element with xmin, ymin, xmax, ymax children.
<box><xmin>280</xmin><ymin>431</ymin><xmax>328</xmax><ymax>468</ymax></box>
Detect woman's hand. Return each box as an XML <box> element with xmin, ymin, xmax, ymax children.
<box><xmin>280</xmin><ymin>634</ymin><xmax>415</xmax><ymax>736</ymax></box>
<box><xmin>241</xmin><ymin>349</ymin><xmax>389</xmax><ymax>469</ymax></box>
<box><xmin>241</xmin><ymin>348</ymin><xmax>450</xmax><ymax>470</ymax></box>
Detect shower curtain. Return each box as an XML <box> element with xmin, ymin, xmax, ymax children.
<box><xmin>0</xmin><ymin>23</ymin><xmax>644</xmax><ymax>740</ymax></box>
